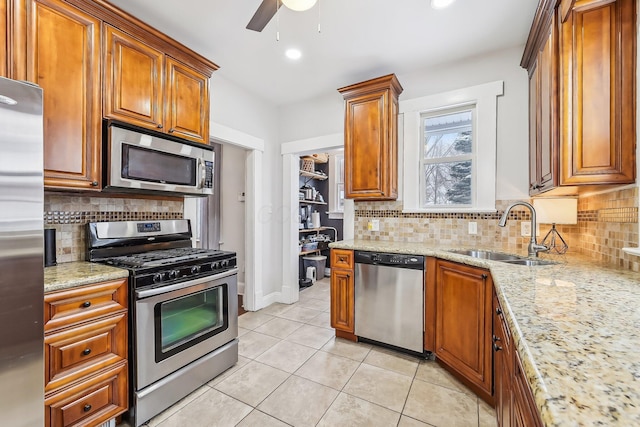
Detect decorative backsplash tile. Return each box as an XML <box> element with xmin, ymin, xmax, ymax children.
<box><xmin>45</xmin><ymin>194</ymin><xmax>183</xmax><ymax>263</ymax></box>
<box><xmin>354</xmin><ymin>187</ymin><xmax>639</xmax><ymax>272</ymax></box>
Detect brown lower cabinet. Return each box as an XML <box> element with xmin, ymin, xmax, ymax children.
<box><xmin>329</xmin><ymin>249</ymin><xmax>356</xmax><ymax>340</ymax></box>
<box><xmin>494</xmin><ymin>290</ymin><xmax>543</xmax><ymax>427</ymax></box>
<box><xmin>44</xmin><ymin>278</ymin><xmax>128</xmax><ymax>427</ymax></box>
<box><xmin>429</xmin><ymin>258</ymin><xmax>494</xmax><ymax>404</ymax></box>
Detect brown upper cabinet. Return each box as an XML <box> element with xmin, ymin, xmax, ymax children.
<box><xmin>9</xmin><ymin>0</ymin><xmax>217</xmax><ymax>191</ymax></box>
<box><xmin>104</xmin><ymin>26</ymin><xmax>211</xmax><ymax>144</ymax></box>
<box><xmin>338</xmin><ymin>74</ymin><xmax>403</xmax><ymax>201</ymax></box>
<box><xmin>28</xmin><ymin>0</ymin><xmax>103</xmax><ymax>190</ymax></box>
<box><xmin>522</xmin><ymin>0</ymin><xmax>636</xmax><ymax>195</ymax></box>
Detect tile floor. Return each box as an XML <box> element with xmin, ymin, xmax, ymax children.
<box><xmin>130</xmin><ymin>278</ymin><xmax>497</xmax><ymax>427</ymax></box>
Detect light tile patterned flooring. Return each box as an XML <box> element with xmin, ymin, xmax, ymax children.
<box><xmin>135</xmin><ymin>278</ymin><xmax>496</xmax><ymax>427</ymax></box>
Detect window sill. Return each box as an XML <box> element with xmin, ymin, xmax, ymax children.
<box><xmin>328</xmin><ymin>211</ymin><xmax>344</xmax><ymax>220</ymax></box>
<box><xmin>622</xmin><ymin>248</ymin><xmax>640</xmax><ymax>257</ymax></box>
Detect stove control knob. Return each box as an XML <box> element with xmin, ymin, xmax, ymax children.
<box><xmin>221</xmin><ymin>260</ymin><xmax>229</xmax><ymax>268</ymax></box>
<box><xmin>211</xmin><ymin>261</ymin><xmax>220</xmax><ymax>270</ymax></box>
<box><xmin>169</xmin><ymin>270</ymin><xmax>179</xmax><ymax>279</ymax></box>
<box><xmin>153</xmin><ymin>273</ymin><xmax>164</xmax><ymax>283</ymax></box>
<box><xmin>190</xmin><ymin>266</ymin><xmax>201</xmax><ymax>275</ymax></box>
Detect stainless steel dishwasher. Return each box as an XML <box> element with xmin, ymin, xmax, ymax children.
<box><xmin>354</xmin><ymin>251</ymin><xmax>425</xmax><ymax>354</ymax></box>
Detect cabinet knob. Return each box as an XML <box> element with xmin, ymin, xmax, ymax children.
<box><xmin>83</xmin><ymin>404</ymin><xmax>92</xmax><ymax>413</ymax></box>
<box><xmin>82</xmin><ymin>348</ymin><xmax>91</xmax><ymax>356</ymax></box>
<box><xmin>495</xmin><ymin>307</ymin><xmax>502</xmax><ymax>316</ymax></box>
<box><xmin>493</xmin><ymin>343</ymin><xmax>502</xmax><ymax>352</ymax></box>
<box><xmin>81</xmin><ymin>301</ymin><xmax>91</xmax><ymax>308</ymax></box>
<box><xmin>157</xmin><ymin>124</ymin><xmax>163</xmax><ymax>129</ymax></box>
<box><xmin>168</xmin><ymin>128</ymin><xmax>175</xmax><ymax>133</ymax></box>
<box><xmin>91</xmin><ymin>181</ymin><xmax>98</xmax><ymax>187</ymax></box>
<box><xmin>492</xmin><ymin>334</ymin><xmax>501</xmax><ymax>343</ymax></box>
<box><xmin>481</xmin><ymin>274</ymin><xmax>488</xmax><ymax>280</ymax></box>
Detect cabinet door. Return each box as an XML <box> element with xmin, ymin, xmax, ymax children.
<box><xmin>513</xmin><ymin>352</ymin><xmax>543</xmax><ymax>427</ymax></box>
<box><xmin>494</xmin><ymin>294</ymin><xmax>512</xmax><ymax>427</ymax></box>
<box><xmin>165</xmin><ymin>56</ymin><xmax>210</xmax><ymax>144</ymax></box>
<box><xmin>344</xmin><ymin>90</ymin><xmax>393</xmax><ymax>199</ymax></box>
<box><xmin>29</xmin><ymin>0</ymin><xmax>101</xmax><ymax>190</ymax></box>
<box><xmin>104</xmin><ymin>24</ymin><xmax>164</xmax><ymax>131</ymax></box>
<box><xmin>330</xmin><ymin>268</ymin><xmax>354</xmax><ymax>334</ymax></box>
<box><xmin>434</xmin><ymin>259</ymin><xmax>493</xmax><ymax>402</ymax></box>
<box><xmin>560</xmin><ymin>0</ymin><xmax>636</xmax><ymax>185</ymax></box>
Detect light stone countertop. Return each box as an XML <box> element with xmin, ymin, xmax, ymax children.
<box><xmin>44</xmin><ymin>261</ymin><xmax>129</xmax><ymax>293</ymax></box>
<box><xmin>330</xmin><ymin>239</ymin><xmax>640</xmax><ymax>426</ymax></box>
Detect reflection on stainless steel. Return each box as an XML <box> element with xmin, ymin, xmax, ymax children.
<box><xmin>0</xmin><ymin>77</ymin><xmax>44</xmax><ymax>427</ymax></box>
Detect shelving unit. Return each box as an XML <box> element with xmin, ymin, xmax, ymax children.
<box><xmin>299</xmin><ymin>226</ymin><xmax>337</xmax><ymax>256</ymax></box>
<box><xmin>298</xmin><ymin>200</ymin><xmax>327</xmax><ymax>206</ymax></box>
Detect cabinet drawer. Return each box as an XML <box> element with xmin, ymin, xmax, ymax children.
<box><xmin>46</xmin><ymin>361</ymin><xmax>127</xmax><ymax>427</ymax></box>
<box><xmin>331</xmin><ymin>249</ymin><xmax>353</xmax><ymax>269</ymax></box>
<box><xmin>45</xmin><ymin>279</ymin><xmax>127</xmax><ymax>332</ymax></box>
<box><xmin>45</xmin><ymin>313</ymin><xmax>127</xmax><ymax>393</ymax></box>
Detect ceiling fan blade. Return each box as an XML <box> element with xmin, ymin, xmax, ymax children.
<box><xmin>247</xmin><ymin>0</ymin><xmax>282</xmax><ymax>32</ymax></box>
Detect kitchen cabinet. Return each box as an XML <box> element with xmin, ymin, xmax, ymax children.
<box><xmin>29</xmin><ymin>0</ymin><xmax>102</xmax><ymax>190</ymax></box>
<box><xmin>559</xmin><ymin>0</ymin><xmax>635</xmax><ymax>186</ymax></box>
<box><xmin>431</xmin><ymin>259</ymin><xmax>493</xmax><ymax>403</ymax></box>
<box><xmin>522</xmin><ymin>0</ymin><xmax>636</xmax><ymax>195</ymax></box>
<box><xmin>330</xmin><ymin>248</ymin><xmax>356</xmax><ymax>340</ymax></box>
<box><xmin>104</xmin><ymin>25</ymin><xmax>211</xmax><ymax>144</ymax></box>
<box><xmin>338</xmin><ymin>74</ymin><xmax>402</xmax><ymax>201</ymax></box>
<box><xmin>1</xmin><ymin>0</ymin><xmax>7</xmax><ymax>77</ymax></box>
<box><xmin>44</xmin><ymin>278</ymin><xmax>128</xmax><ymax>427</ymax></box>
<box><xmin>528</xmin><ymin>8</ymin><xmax>558</xmax><ymax>195</ymax></box>
<box><xmin>493</xmin><ymin>290</ymin><xmax>543</xmax><ymax>427</ymax></box>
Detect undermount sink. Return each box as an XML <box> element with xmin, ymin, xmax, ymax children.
<box><xmin>448</xmin><ymin>250</ymin><xmax>522</xmax><ymax>261</ymax></box>
<box><xmin>448</xmin><ymin>249</ymin><xmax>557</xmax><ymax>266</ymax></box>
<box><xmin>499</xmin><ymin>259</ymin><xmax>557</xmax><ymax>266</ymax></box>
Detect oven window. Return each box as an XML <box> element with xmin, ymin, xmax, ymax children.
<box><xmin>122</xmin><ymin>143</ymin><xmax>197</xmax><ymax>186</ymax></box>
<box><xmin>154</xmin><ymin>285</ymin><xmax>228</xmax><ymax>362</ymax></box>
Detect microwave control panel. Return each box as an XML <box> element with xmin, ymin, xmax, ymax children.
<box><xmin>204</xmin><ymin>161</ymin><xmax>213</xmax><ymax>189</ymax></box>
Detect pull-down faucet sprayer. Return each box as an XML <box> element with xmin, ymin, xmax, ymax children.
<box><xmin>498</xmin><ymin>201</ymin><xmax>549</xmax><ymax>257</ymax></box>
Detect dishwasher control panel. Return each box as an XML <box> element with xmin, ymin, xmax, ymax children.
<box><xmin>354</xmin><ymin>251</ymin><xmax>424</xmax><ymax>270</ymax></box>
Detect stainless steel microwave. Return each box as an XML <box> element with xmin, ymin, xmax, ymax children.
<box><xmin>104</xmin><ymin>122</ymin><xmax>214</xmax><ymax>196</ymax></box>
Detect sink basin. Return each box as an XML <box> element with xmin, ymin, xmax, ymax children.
<box><xmin>499</xmin><ymin>259</ymin><xmax>557</xmax><ymax>266</ymax></box>
<box><xmin>448</xmin><ymin>250</ymin><xmax>522</xmax><ymax>261</ymax></box>
<box><xmin>447</xmin><ymin>249</ymin><xmax>557</xmax><ymax>266</ymax></box>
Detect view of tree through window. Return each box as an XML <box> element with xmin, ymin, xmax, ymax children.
<box><xmin>421</xmin><ymin>108</ymin><xmax>474</xmax><ymax>206</ymax></box>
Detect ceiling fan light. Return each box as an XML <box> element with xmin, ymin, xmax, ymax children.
<box><xmin>431</xmin><ymin>0</ymin><xmax>456</xmax><ymax>10</ymax></box>
<box><xmin>282</xmin><ymin>0</ymin><xmax>317</xmax><ymax>12</ymax></box>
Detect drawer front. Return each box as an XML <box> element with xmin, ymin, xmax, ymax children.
<box><xmin>331</xmin><ymin>249</ymin><xmax>354</xmax><ymax>269</ymax></box>
<box><xmin>46</xmin><ymin>361</ymin><xmax>127</xmax><ymax>427</ymax></box>
<box><xmin>45</xmin><ymin>313</ymin><xmax>127</xmax><ymax>393</ymax></box>
<box><xmin>45</xmin><ymin>279</ymin><xmax>127</xmax><ymax>332</ymax></box>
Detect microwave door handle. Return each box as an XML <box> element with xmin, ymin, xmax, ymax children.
<box><xmin>199</xmin><ymin>158</ymin><xmax>206</xmax><ymax>189</ymax></box>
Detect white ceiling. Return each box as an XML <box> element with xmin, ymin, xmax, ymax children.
<box><xmin>108</xmin><ymin>0</ymin><xmax>539</xmax><ymax>106</ymax></box>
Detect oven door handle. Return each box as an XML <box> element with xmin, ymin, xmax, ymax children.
<box><xmin>136</xmin><ymin>268</ymin><xmax>238</xmax><ymax>299</ymax></box>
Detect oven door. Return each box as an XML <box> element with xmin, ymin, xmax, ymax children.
<box><xmin>134</xmin><ymin>269</ymin><xmax>238</xmax><ymax>389</ymax></box>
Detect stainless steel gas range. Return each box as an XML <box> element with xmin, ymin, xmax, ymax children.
<box><xmin>87</xmin><ymin>220</ymin><xmax>238</xmax><ymax>427</ymax></box>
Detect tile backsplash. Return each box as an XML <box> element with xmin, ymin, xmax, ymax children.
<box><xmin>354</xmin><ymin>187</ymin><xmax>639</xmax><ymax>272</ymax></box>
<box><xmin>45</xmin><ymin>193</ymin><xmax>183</xmax><ymax>263</ymax></box>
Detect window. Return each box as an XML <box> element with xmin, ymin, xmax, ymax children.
<box><xmin>401</xmin><ymin>81</ymin><xmax>503</xmax><ymax>212</ymax></box>
<box><xmin>421</xmin><ymin>107</ymin><xmax>475</xmax><ymax>207</ymax></box>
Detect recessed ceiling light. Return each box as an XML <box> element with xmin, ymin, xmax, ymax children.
<box><xmin>285</xmin><ymin>48</ymin><xmax>302</xmax><ymax>60</ymax></box>
<box><xmin>431</xmin><ymin>0</ymin><xmax>456</xmax><ymax>10</ymax></box>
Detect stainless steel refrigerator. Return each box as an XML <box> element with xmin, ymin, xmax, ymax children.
<box><xmin>0</xmin><ymin>77</ymin><xmax>44</xmax><ymax>426</ymax></box>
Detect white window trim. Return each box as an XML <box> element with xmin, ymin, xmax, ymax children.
<box><xmin>401</xmin><ymin>81</ymin><xmax>503</xmax><ymax>212</ymax></box>
<box><xmin>328</xmin><ymin>152</ymin><xmax>344</xmax><ymax>219</ymax></box>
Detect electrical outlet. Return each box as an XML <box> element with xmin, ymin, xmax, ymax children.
<box><xmin>521</xmin><ymin>222</ymin><xmax>532</xmax><ymax>237</ymax></box>
<box><xmin>368</xmin><ymin>219</ymin><xmax>380</xmax><ymax>232</ymax></box>
<box><xmin>468</xmin><ymin>222</ymin><xmax>478</xmax><ymax>235</ymax></box>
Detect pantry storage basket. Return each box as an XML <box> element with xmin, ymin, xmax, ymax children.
<box><xmin>301</xmin><ymin>158</ymin><xmax>315</xmax><ymax>172</ymax></box>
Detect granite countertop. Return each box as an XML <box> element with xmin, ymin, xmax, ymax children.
<box><xmin>330</xmin><ymin>240</ymin><xmax>640</xmax><ymax>426</ymax></box>
<box><xmin>44</xmin><ymin>261</ymin><xmax>129</xmax><ymax>293</ymax></box>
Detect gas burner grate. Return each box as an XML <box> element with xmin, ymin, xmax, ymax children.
<box><xmin>104</xmin><ymin>248</ymin><xmax>227</xmax><ymax>268</ymax></box>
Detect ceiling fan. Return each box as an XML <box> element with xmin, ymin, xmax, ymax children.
<box><xmin>247</xmin><ymin>0</ymin><xmax>318</xmax><ymax>32</ymax></box>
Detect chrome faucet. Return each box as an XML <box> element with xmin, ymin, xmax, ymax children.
<box><xmin>498</xmin><ymin>201</ymin><xmax>549</xmax><ymax>257</ymax></box>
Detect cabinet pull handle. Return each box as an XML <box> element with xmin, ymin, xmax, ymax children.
<box><xmin>82</xmin><ymin>301</ymin><xmax>91</xmax><ymax>308</ymax></box>
<box><xmin>157</xmin><ymin>124</ymin><xmax>163</xmax><ymax>129</ymax></box>
<box><xmin>495</xmin><ymin>307</ymin><xmax>502</xmax><ymax>316</ymax></box>
<box><xmin>82</xmin><ymin>348</ymin><xmax>91</xmax><ymax>356</ymax></box>
<box><xmin>83</xmin><ymin>404</ymin><xmax>92</xmax><ymax>413</ymax></box>
<box><xmin>493</xmin><ymin>343</ymin><xmax>502</xmax><ymax>352</ymax></box>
